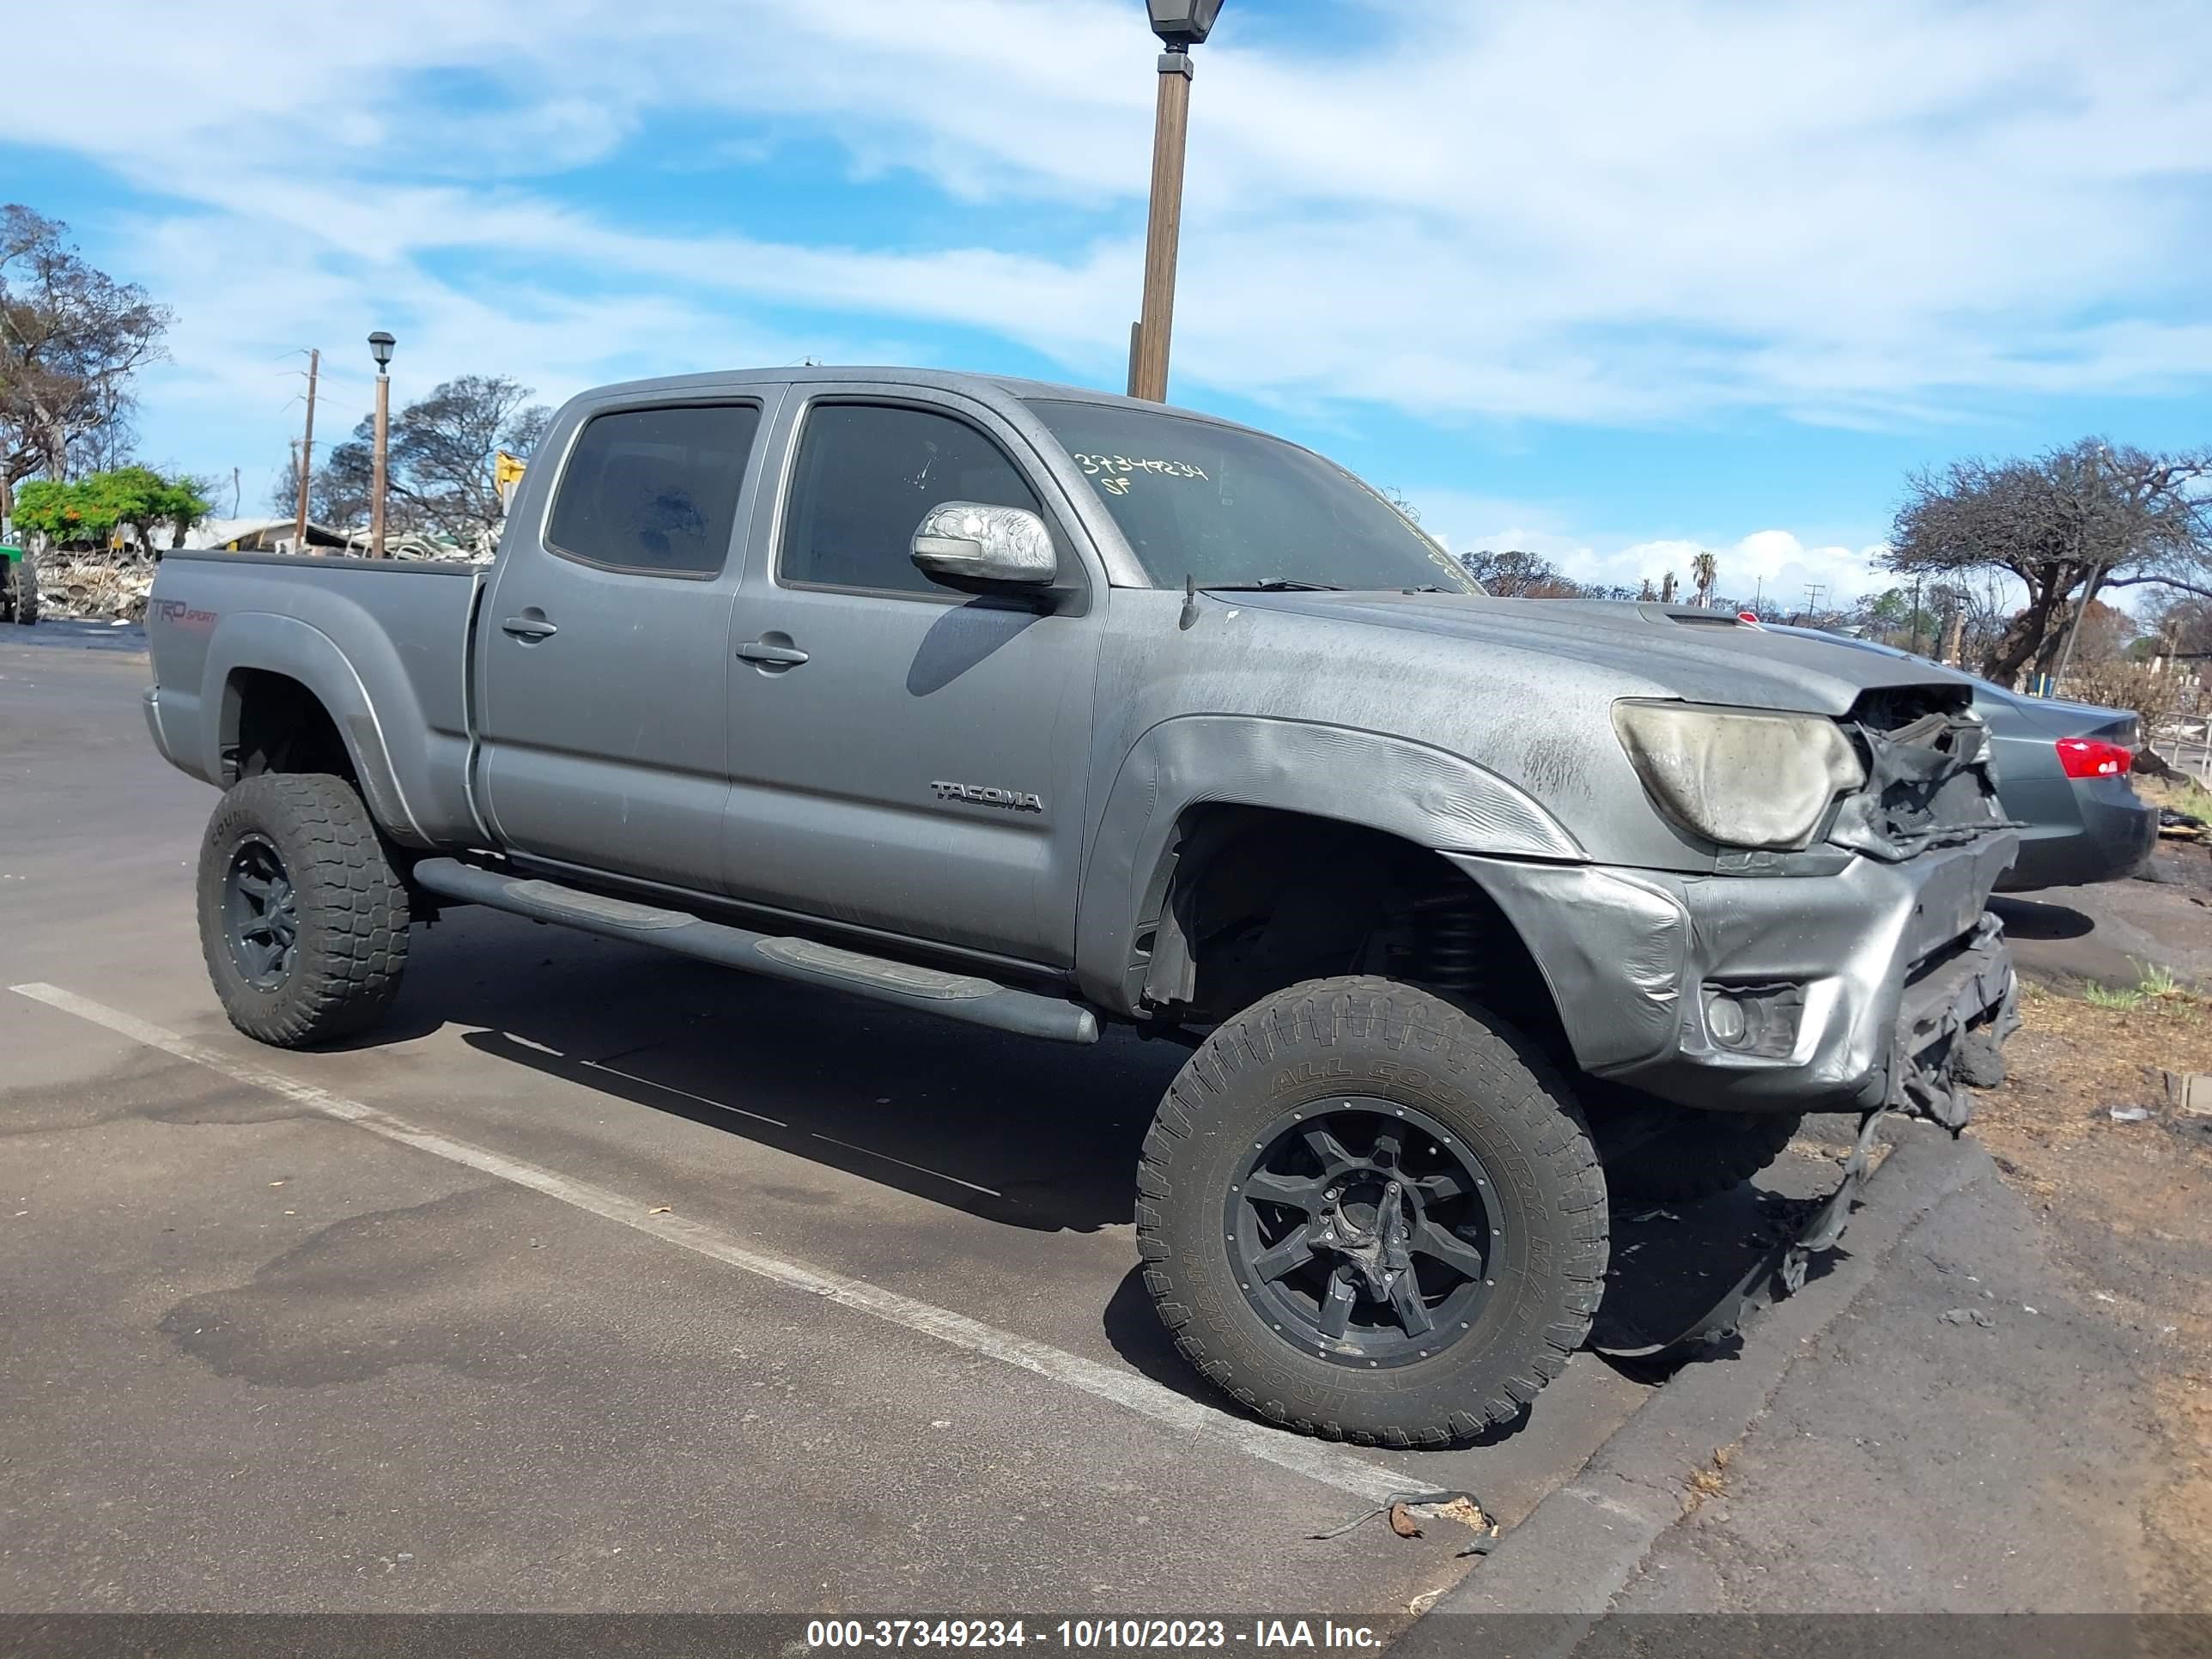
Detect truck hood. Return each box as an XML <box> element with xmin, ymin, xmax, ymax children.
<box><xmin>1218</xmin><ymin>591</ymin><xmax>1954</xmax><ymax>716</ymax></box>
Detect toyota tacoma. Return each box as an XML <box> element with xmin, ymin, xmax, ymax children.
<box><xmin>142</xmin><ymin>367</ymin><xmax>2020</xmax><ymax>1446</ymax></box>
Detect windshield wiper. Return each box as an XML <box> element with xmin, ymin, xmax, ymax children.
<box><xmin>1200</xmin><ymin>578</ymin><xmax>1345</xmax><ymax>592</ymax></box>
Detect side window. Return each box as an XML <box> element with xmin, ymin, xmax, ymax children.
<box><xmin>780</xmin><ymin>403</ymin><xmax>1044</xmax><ymax>596</ymax></box>
<box><xmin>545</xmin><ymin>403</ymin><xmax>761</xmax><ymax>576</ymax></box>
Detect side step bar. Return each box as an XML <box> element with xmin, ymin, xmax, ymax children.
<box><xmin>409</xmin><ymin>857</ymin><xmax>1098</xmax><ymax>1045</ymax></box>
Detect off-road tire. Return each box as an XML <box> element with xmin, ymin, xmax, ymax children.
<box><xmin>197</xmin><ymin>773</ymin><xmax>410</xmax><ymax>1046</ymax></box>
<box><xmin>1136</xmin><ymin>975</ymin><xmax>1608</xmax><ymax>1448</ymax></box>
<box><xmin>1599</xmin><ymin>1108</ymin><xmax>1803</xmax><ymax>1206</ymax></box>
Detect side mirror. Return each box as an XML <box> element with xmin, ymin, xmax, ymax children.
<box><xmin>910</xmin><ymin>501</ymin><xmax>1057</xmax><ymax>589</ymax></box>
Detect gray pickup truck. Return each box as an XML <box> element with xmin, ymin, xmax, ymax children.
<box><xmin>143</xmin><ymin>367</ymin><xmax>2020</xmax><ymax>1446</ymax></box>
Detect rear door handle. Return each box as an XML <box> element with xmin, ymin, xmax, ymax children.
<box><xmin>736</xmin><ymin>639</ymin><xmax>809</xmax><ymax>666</ymax></box>
<box><xmin>501</xmin><ymin>615</ymin><xmax>559</xmax><ymax>641</ymax></box>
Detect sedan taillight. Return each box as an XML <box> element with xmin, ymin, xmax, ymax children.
<box><xmin>2056</xmin><ymin>737</ymin><xmax>2132</xmax><ymax>779</ymax></box>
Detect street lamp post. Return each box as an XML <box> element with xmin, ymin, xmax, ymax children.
<box><xmin>1128</xmin><ymin>0</ymin><xmax>1224</xmax><ymax>403</ymax></box>
<box><xmin>368</xmin><ymin>331</ymin><xmax>395</xmax><ymax>558</ymax></box>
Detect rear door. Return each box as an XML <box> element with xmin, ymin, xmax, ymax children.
<box><xmin>720</xmin><ymin>387</ymin><xmax>1103</xmax><ymax>966</ymax></box>
<box><xmin>477</xmin><ymin>392</ymin><xmax>777</xmax><ymax>892</ymax></box>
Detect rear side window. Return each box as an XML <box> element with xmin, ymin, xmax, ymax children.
<box><xmin>780</xmin><ymin>403</ymin><xmax>1043</xmax><ymax>596</ymax></box>
<box><xmin>546</xmin><ymin>404</ymin><xmax>761</xmax><ymax>576</ymax></box>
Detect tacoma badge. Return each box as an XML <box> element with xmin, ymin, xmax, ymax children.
<box><xmin>930</xmin><ymin>781</ymin><xmax>1044</xmax><ymax>812</ymax></box>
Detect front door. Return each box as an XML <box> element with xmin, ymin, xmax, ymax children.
<box><xmin>721</xmin><ymin>391</ymin><xmax>1103</xmax><ymax>966</ymax></box>
<box><xmin>477</xmin><ymin>395</ymin><xmax>774</xmax><ymax>893</ymax></box>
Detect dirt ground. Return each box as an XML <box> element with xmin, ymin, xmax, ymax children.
<box><xmin>1982</xmin><ymin>785</ymin><xmax>2212</xmax><ymax>1612</ymax></box>
<box><xmin>1972</xmin><ymin>963</ymin><xmax>2212</xmax><ymax>1612</ymax></box>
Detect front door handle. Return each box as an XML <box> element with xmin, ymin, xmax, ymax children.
<box><xmin>501</xmin><ymin>615</ymin><xmax>559</xmax><ymax>641</ymax></box>
<box><xmin>736</xmin><ymin>639</ymin><xmax>809</xmax><ymax>666</ymax></box>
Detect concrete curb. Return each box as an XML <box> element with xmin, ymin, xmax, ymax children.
<box><xmin>1392</xmin><ymin>1123</ymin><xmax>1994</xmax><ymax>1644</ymax></box>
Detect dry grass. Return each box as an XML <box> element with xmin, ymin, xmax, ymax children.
<box><xmin>1681</xmin><ymin>1443</ymin><xmax>1735</xmax><ymax>1514</ymax></box>
<box><xmin>2139</xmin><ymin>771</ymin><xmax>2212</xmax><ymax>823</ymax></box>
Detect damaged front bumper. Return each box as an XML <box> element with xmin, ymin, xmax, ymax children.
<box><xmin>1446</xmin><ymin>826</ymin><xmax>2021</xmax><ymax>1127</ymax></box>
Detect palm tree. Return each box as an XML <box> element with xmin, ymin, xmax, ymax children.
<box><xmin>1690</xmin><ymin>550</ymin><xmax>1718</xmax><ymax>607</ymax></box>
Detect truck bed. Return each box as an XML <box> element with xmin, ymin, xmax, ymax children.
<box><xmin>143</xmin><ymin>551</ymin><xmax>487</xmax><ymax>848</ymax></box>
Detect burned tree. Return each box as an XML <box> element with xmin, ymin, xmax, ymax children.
<box><xmin>305</xmin><ymin>374</ymin><xmax>551</xmax><ymax>549</ymax></box>
<box><xmin>0</xmin><ymin>206</ymin><xmax>172</xmax><ymax>519</ymax></box>
<box><xmin>1884</xmin><ymin>440</ymin><xmax>2212</xmax><ymax>686</ymax></box>
<box><xmin>1460</xmin><ymin>548</ymin><xmax>1583</xmax><ymax>598</ymax></box>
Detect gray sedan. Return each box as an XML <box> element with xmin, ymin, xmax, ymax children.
<box><xmin>1771</xmin><ymin>627</ymin><xmax>2156</xmax><ymax>890</ymax></box>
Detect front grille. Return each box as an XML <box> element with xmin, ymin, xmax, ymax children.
<box><xmin>1829</xmin><ymin>687</ymin><xmax>2008</xmax><ymax>862</ymax></box>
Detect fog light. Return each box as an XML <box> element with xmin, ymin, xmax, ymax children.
<box><xmin>1700</xmin><ymin>982</ymin><xmax>1808</xmax><ymax>1058</ymax></box>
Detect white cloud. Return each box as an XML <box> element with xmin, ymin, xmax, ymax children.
<box><xmin>10</xmin><ymin>0</ymin><xmax>2212</xmax><ymax>506</ymax></box>
<box><xmin>1407</xmin><ymin>487</ymin><xmax>1891</xmax><ymax>604</ymax></box>
<box><xmin>1608</xmin><ymin>532</ymin><xmax>1889</xmax><ymax>612</ymax></box>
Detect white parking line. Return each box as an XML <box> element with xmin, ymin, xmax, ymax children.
<box><xmin>11</xmin><ymin>981</ymin><xmax>1408</xmax><ymax>1506</ymax></box>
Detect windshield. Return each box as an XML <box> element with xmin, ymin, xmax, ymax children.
<box><xmin>1025</xmin><ymin>400</ymin><xmax>1478</xmax><ymax>593</ymax></box>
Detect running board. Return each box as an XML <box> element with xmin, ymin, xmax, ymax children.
<box><xmin>409</xmin><ymin>858</ymin><xmax>1099</xmax><ymax>1045</ymax></box>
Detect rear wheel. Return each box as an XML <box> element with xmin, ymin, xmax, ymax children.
<box><xmin>197</xmin><ymin>773</ymin><xmax>410</xmax><ymax>1046</ymax></box>
<box><xmin>1137</xmin><ymin>975</ymin><xmax>1607</xmax><ymax>1447</ymax></box>
<box><xmin>2</xmin><ymin>553</ymin><xmax>32</xmax><ymax>624</ymax></box>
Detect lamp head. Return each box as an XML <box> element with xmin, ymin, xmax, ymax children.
<box><xmin>368</xmin><ymin>331</ymin><xmax>395</xmax><ymax>369</ymax></box>
<box><xmin>1146</xmin><ymin>0</ymin><xmax>1223</xmax><ymax>48</ymax></box>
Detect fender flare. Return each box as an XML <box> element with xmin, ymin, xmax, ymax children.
<box><xmin>198</xmin><ymin>611</ymin><xmax>425</xmax><ymax>843</ymax></box>
<box><xmin>1073</xmin><ymin>714</ymin><xmax>1584</xmax><ymax>1012</ymax></box>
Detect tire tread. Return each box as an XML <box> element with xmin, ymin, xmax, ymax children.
<box><xmin>1136</xmin><ymin>975</ymin><xmax>1607</xmax><ymax>1448</ymax></box>
<box><xmin>196</xmin><ymin>773</ymin><xmax>409</xmax><ymax>1047</ymax></box>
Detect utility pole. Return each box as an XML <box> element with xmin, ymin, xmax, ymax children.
<box><xmin>1129</xmin><ymin>2</ymin><xmax>1224</xmax><ymax>402</ymax></box>
<box><xmin>368</xmin><ymin>331</ymin><xmax>395</xmax><ymax>557</ymax></box>
<box><xmin>292</xmin><ymin>347</ymin><xmax>319</xmax><ymax>554</ymax></box>
<box><xmin>1802</xmin><ymin>583</ymin><xmax>1825</xmax><ymax>623</ymax></box>
<box><xmin>1908</xmin><ymin>575</ymin><xmax>1923</xmax><ymax>655</ymax></box>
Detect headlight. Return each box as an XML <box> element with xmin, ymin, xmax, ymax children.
<box><xmin>1613</xmin><ymin>701</ymin><xmax>1866</xmax><ymax>851</ymax></box>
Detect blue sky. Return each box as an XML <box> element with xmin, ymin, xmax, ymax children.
<box><xmin>5</xmin><ymin>0</ymin><xmax>2209</xmax><ymax>604</ymax></box>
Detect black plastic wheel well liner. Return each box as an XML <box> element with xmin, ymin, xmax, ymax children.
<box><xmin>224</xmin><ymin>668</ymin><xmax>356</xmax><ymax>785</ymax></box>
<box><xmin>1146</xmin><ymin>806</ymin><xmax>1566</xmax><ymax>1050</ymax></box>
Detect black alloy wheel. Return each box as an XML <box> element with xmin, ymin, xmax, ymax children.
<box><xmin>1227</xmin><ymin>1097</ymin><xmax>1498</xmax><ymax>1367</ymax></box>
<box><xmin>220</xmin><ymin>835</ymin><xmax>301</xmax><ymax>989</ymax></box>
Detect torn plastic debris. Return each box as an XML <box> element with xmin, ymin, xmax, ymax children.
<box><xmin>1310</xmin><ymin>1490</ymin><xmax>1498</xmax><ymax>1558</ymax></box>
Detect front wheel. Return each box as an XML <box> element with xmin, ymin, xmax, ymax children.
<box><xmin>1136</xmin><ymin>976</ymin><xmax>1608</xmax><ymax>1448</ymax></box>
<box><xmin>197</xmin><ymin>773</ymin><xmax>410</xmax><ymax>1046</ymax></box>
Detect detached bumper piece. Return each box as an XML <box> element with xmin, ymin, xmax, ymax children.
<box><xmin>1594</xmin><ymin>1103</ymin><xmax>1897</xmax><ymax>1364</ymax></box>
<box><xmin>1594</xmin><ymin>921</ymin><xmax>2017</xmax><ymax>1364</ymax></box>
<box><xmin>1888</xmin><ymin>913</ymin><xmax>2019</xmax><ymax>1131</ymax></box>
